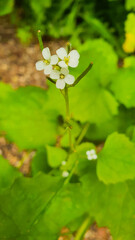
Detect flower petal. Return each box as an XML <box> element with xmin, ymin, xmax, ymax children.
<box><xmin>86</xmin><ymin>151</ymin><xmax>91</xmax><ymax>156</ymax></box>
<box><xmin>44</xmin><ymin>64</ymin><xmax>52</xmax><ymax>75</ymax></box>
<box><xmin>56</xmin><ymin>79</ymin><xmax>65</xmax><ymax>89</ymax></box>
<box><xmin>56</xmin><ymin>47</ymin><xmax>67</xmax><ymax>60</ymax></box>
<box><xmin>60</xmin><ymin>68</ymin><xmax>69</xmax><ymax>76</ymax></box>
<box><xmin>62</xmin><ymin>161</ymin><xmax>66</xmax><ymax>165</ymax></box>
<box><xmin>64</xmin><ymin>74</ymin><xmax>75</xmax><ymax>85</ymax></box>
<box><xmin>68</xmin><ymin>59</ymin><xmax>79</xmax><ymax>68</ymax></box>
<box><xmin>50</xmin><ymin>70</ymin><xmax>60</xmax><ymax>79</ymax></box>
<box><xmin>62</xmin><ymin>171</ymin><xmax>69</xmax><ymax>177</ymax></box>
<box><xmin>90</xmin><ymin>149</ymin><xmax>96</xmax><ymax>155</ymax></box>
<box><xmin>68</xmin><ymin>50</ymin><xmax>80</xmax><ymax>68</ymax></box>
<box><xmin>87</xmin><ymin>156</ymin><xmax>93</xmax><ymax>160</ymax></box>
<box><xmin>50</xmin><ymin>55</ymin><xmax>58</xmax><ymax>65</ymax></box>
<box><xmin>58</xmin><ymin>61</ymin><xmax>68</xmax><ymax>68</ymax></box>
<box><xmin>35</xmin><ymin>61</ymin><xmax>45</xmax><ymax>70</ymax></box>
<box><xmin>42</xmin><ymin>47</ymin><xmax>51</xmax><ymax>60</ymax></box>
<box><xmin>68</xmin><ymin>50</ymin><xmax>80</xmax><ymax>60</ymax></box>
<box><xmin>93</xmin><ymin>155</ymin><xmax>98</xmax><ymax>159</ymax></box>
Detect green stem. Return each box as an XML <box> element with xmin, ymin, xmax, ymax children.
<box><xmin>66</xmin><ymin>42</ymin><xmax>72</xmax><ymax>54</ymax></box>
<box><xmin>64</xmin><ymin>157</ymin><xmax>78</xmax><ymax>185</ymax></box>
<box><xmin>68</xmin><ymin>62</ymin><xmax>93</xmax><ymax>88</ymax></box>
<box><xmin>64</xmin><ymin>87</ymin><xmax>72</xmax><ymax>151</ymax></box>
<box><xmin>64</xmin><ymin>122</ymin><xmax>90</xmax><ymax>185</ymax></box>
<box><xmin>37</xmin><ymin>30</ymin><xmax>44</xmax><ymax>51</ymax></box>
<box><xmin>76</xmin><ymin>122</ymin><xmax>90</xmax><ymax>146</ymax></box>
<box><xmin>74</xmin><ymin>216</ymin><xmax>91</xmax><ymax>240</ymax></box>
<box><xmin>47</xmin><ymin>77</ymin><xmax>55</xmax><ymax>84</ymax></box>
<box><xmin>65</xmin><ymin>87</ymin><xmax>70</xmax><ymax>119</ymax></box>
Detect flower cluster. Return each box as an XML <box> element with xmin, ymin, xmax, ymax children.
<box><xmin>36</xmin><ymin>47</ymin><xmax>80</xmax><ymax>89</ymax></box>
<box><xmin>86</xmin><ymin>149</ymin><xmax>97</xmax><ymax>160</ymax></box>
<box><xmin>62</xmin><ymin>171</ymin><xmax>69</xmax><ymax>178</ymax></box>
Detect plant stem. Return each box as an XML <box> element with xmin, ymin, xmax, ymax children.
<box><xmin>47</xmin><ymin>77</ymin><xmax>55</xmax><ymax>84</ymax></box>
<box><xmin>76</xmin><ymin>122</ymin><xmax>90</xmax><ymax>146</ymax></box>
<box><xmin>64</xmin><ymin>122</ymin><xmax>90</xmax><ymax>185</ymax></box>
<box><xmin>64</xmin><ymin>87</ymin><xmax>72</xmax><ymax>151</ymax></box>
<box><xmin>65</xmin><ymin>87</ymin><xmax>70</xmax><ymax>119</ymax></box>
<box><xmin>74</xmin><ymin>216</ymin><xmax>91</xmax><ymax>240</ymax></box>
<box><xmin>64</xmin><ymin>157</ymin><xmax>78</xmax><ymax>185</ymax></box>
<box><xmin>37</xmin><ymin>30</ymin><xmax>44</xmax><ymax>51</ymax></box>
<box><xmin>66</xmin><ymin>42</ymin><xmax>72</xmax><ymax>54</ymax></box>
<box><xmin>68</xmin><ymin>62</ymin><xmax>93</xmax><ymax>88</ymax></box>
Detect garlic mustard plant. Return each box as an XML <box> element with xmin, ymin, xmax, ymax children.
<box><xmin>36</xmin><ymin>30</ymin><xmax>93</xmax><ymax>155</ymax></box>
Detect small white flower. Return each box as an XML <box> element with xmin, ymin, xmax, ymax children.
<box><xmin>61</xmin><ymin>161</ymin><xmax>66</xmax><ymax>166</ymax></box>
<box><xmin>50</xmin><ymin>68</ymin><xmax>75</xmax><ymax>89</ymax></box>
<box><xmin>86</xmin><ymin>149</ymin><xmax>97</xmax><ymax>161</ymax></box>
<box><xmin>62</xmin><ymin>171</ymin><xmax>69</xmax><ymax>178</ymax></box>
<box><xmin>56</xmin><ymin>47</ymin><xmax>80</xmax><ymax>68</ymax></box>
<box><xmin>36</xmin><ymin>47</ymin><xmax>58</xmax><ymax>75</ymax></box>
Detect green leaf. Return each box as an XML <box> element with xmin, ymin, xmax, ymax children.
<box><xmin>1</xmin><ymin>163</ymin><xmax>135</xmax><ymax>240</ymax></box>
<box><xmin>31</xmin><ymin>183</ymin><xmax>89</xmax><ymax>240</ymax></box>
<box><xmin>131</xmin><ymin>127</ymin><xmax>135</xmax><ymax>143</ymax></box>
<box><xmin>82</xmin><ymin>15</ymin><xmax>116</xmax><ymax>46</ymax></box>
<box><xmin>0</xmin><ymin>83</ymin><xmax>64</xmax><ymax>150</ymax></box>
<box><xmin>0</xmin><ymin>173</ymin><xmax>63</xmax><ymax>239</ymax></box>
<box><xmin>0</xmin><ymin>0</ymin><xmax>14</xmax><ymax>16</ymax></box>
<box><xmin>124</xmin><ymin>56</ymin><xmax>135</xmax><ymax>69</ymax></box>
<box><xmin>111</xmin><ymin>68</ymin><xmax>135</xmax><ymax>108</ymax></box>
<box><xmin>0</xmin><ymin>155</ymin><xmax>21</xmax><ymax>190</ymax></box>
<box><xmin>86</xmin><ymin>106</ymin><xmax>135</xmax><ymax>142</ymax></box>
<box><xmin>0</xmin><ymin>172</ymin><xmax>89</xmax><ymax>240</ymax></box>
<box><xmin>71</xmin><ymin>39</ymin><xmax>118</xmax><ymax>86</ymax></box>
<box><xmin>97</xmin><ymin>132</ymin><xmax>135</xmax><ymax>184</ymax></box>
<box><xmin>68</xmin><ymin>39</ymin><xmax>118</xmax><ymax>124</ymax></box>
<box><xmin>31</xmin><ymin>147</ymin><xmax>51</xmax><ymax>176</ymax></box>
<box><xmin>70</xmin><ymin>85</ymin><xmax>118</xmax><ymax>124</ymax></box>
<box><xmin>125</xmin><ymin>0</ymin><xmax>135</xmax><ymax>10</ymax></box>
<box><xmin>125</xmin><ymin>13</ymin><xmax>135</xmax><ymax>35</ymax></box>
<box><xmin>81</xmin><ymin>165</ymin><xmax>135</xmax><ymax>240</ymax></box>
<box><xmin>16</xmin><ymin>27</ymin><xmax>33</xmax><ymax>44</ymax></box>
<box><xmin>123</xmin><ymin>13</ymin><xmax>135</xmax><ymax>53</ymax></box>
<box><xmin>46</xmin><ymin>145</ymin><xmax>67</xmax><ymax>168</ymax></box>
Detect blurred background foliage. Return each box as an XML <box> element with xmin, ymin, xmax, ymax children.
<box><xmin>0</xmin><ymin>0</ymin><xmax>135</xmax><ymax>56</ymax></box>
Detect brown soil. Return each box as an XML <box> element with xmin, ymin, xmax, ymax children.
<box><xmin>0</xmin><ymin>16</ymin><xmax>65</xmax><ymax>89</ymax></box>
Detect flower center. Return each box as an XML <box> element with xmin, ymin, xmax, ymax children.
<box><xmin>60</xmin><ymin>74</ymin><xmax>65</xmax><ymax>79</ymax></box>
<box><xmin>64</xmin><ymin>56</ymin><xmax>70</xmax><ymax>65</ymax></box>
<box><xmin>53</xmin><ymin>65</ymin><xmax>61</xmax><ymax>71</ymax></box>
<box><xmin>44</xmin><ymin>59</ymin><xmax>50</xmax><ymax>65</ymax></box>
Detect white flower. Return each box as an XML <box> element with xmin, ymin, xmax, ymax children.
<box><xmin>36</xmin><ymin>47</ymin><xmax>58</xmax><ymax>75</ymax></box>
<box><xmin>50</xmin><ymin>68</ymin><xmax>75</xmax><ymax>89</ymax></box>
<box><xmin>61</xmin><ymin>161</ymin><xmax>66</xmax><ymax>166</ymax></box>
<box><xmin>86</xmin><ymin>149</ymin><xmax>97</xmax><ymax>160</ymax></box>
<box><xmin>56</xmin><ymin>47</ymin><xmax>80</xmax><ymax>68</ymax></box>
<box><xmin>62</xmin><ymin>171</ymin><xmax>69</xmax><ymax>178</ymax></box>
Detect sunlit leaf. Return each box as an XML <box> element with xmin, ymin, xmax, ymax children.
<box><xmin>97</xmin><ymin>132</ymin><xmax>135</xmax><ymax>183</ymax></box>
